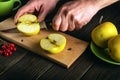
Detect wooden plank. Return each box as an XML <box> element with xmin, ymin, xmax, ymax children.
<box><xmin>0</xmin><ymin>45</ymin><xmax>27</xmax><ymax>75</ymax></box>
<box><xmin>39</xmin><ymin>49</ymin><xmax>95</xmax><ymax>80</ymax></box>
<box><xmin>0</xmin><ymin>17</ymin><xmax>88</xmax><ymax>68</ymax></box>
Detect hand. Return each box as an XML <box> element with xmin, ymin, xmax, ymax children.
<box><xmin>52</xmin><ymin>0</ymin><xmax>100</xmax><ymax>32</ymax></box>
<box><xmin>14</xmin><ymin>0</ymin><xmax>59</xmax><ymax>23</ymax></box>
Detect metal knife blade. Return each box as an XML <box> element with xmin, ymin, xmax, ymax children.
<box><xmin>0</xmin><ymin>18</ymin><xmax>16</xmax><ymax>31</ymax></box>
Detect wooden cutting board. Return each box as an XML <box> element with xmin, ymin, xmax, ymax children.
<box><xmin>0</xmin><ymin>17</ymin><xmax>88</xmax><ymax>68</ymax></box>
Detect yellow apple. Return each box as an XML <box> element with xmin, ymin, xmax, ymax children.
<box><xmin>91</xmin><ymin>22</ymin><xmax>118</xmax><ymax>48</ymax></box>
<box><xmin>17</xmin><ymin>14</ymin><xmax>40</xmax><ymax>36</ymax></box>
<box><xmin>40</xmin><ymin>33</ymin><xmax>66</xmax><ymax>54</ymax></box>
<box><xmin>108</xmin><ymin>34</ymin><xmax>120</xmax><ymax>62</ymax></box>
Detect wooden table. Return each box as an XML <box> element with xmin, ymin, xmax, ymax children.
<box><xmin>0</xmin><ymin>1</ymin><xmax>120</xmax><ymax>80</ymax></box>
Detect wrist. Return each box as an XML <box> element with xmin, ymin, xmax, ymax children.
<box><xmin>94</xmin><ymin>0</ymin><xmax>119</xmax><ymax>10</ymax></box>
<box><xmin>29</xmin><ymin>0</ymin><xmax>59</xmax><ymax>2</ymax></box>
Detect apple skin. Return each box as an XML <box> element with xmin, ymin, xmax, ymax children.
<box><xmin>91</xmin><ymin>22</ymin><xmax>118</xmax><ymax>48</ymax></box>
<box><xmin>108</xmin><ymin>34</ymin><xmax>120</xmax><ymax>62</ymax></box>
<box><xmin>40</xmin><ymin>33</ymin><xmax>66</xmax><ymax>54</ymax></box>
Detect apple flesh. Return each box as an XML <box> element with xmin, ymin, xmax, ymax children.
<box><xmin>17</xmin><ymin>14</ymin><xmax>40</xmax><ymax>36</ymax></box>
<box><xmin>40</xmin><ymin>33</ymin><xmax>66</xmax><ymax>54</ymax></box>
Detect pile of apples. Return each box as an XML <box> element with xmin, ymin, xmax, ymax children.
<box><xmin>16</xmin><ymin>14</ymin><xmax>66</xmax><ymax>54</ymax></box>
<box><xmin>91</xmin><ymin>22</ymin><xmax>120</xmax><ymax>62</ymax></box>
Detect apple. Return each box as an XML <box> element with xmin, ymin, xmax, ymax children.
<box><xmin>91</xmin><ymin>22</ymin><xmax>118</xmax><ymax>48</ymax></box>
<box><xmin>17</xmin><ymin>14</ymin><xmax>40</xmax><ymax>36</ymax></box>
<box><xmin>108</xmin><ymin>34</ymin><xmax>120</xmax><ymax>62</ymax></box>
<box><xmin>40</xmin><ymin>33</ymin><xmax>66</xmax><ymax>54</ymax></box>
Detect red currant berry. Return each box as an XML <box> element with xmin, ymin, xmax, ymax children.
<box><xmin>10</xmin><ymin>43</ymin><xmax>15</xmax><ymax>47</ymax></box>
<box><xmin>0</xmin><ymin>50</ymin><xmax>3</xmax><ymax>54</ymax></box>
<box><xmin>13</xmin><ymin>48</ymin><xmax>16</xmax><ymax>51</ymax></box>
<box><xmin>4</xmin><ymin>52</ymin><xmax>9</xmax><ymax>57</ymax></box>
<box><xmin>2</xmin><ymin>45</ymin><xmax>6</xmax><ymax>49</ymax></box>
<box><xmin>9</xmin><ymin>52</ymin><xmax>12</xmax><ymax>55</ymax></box>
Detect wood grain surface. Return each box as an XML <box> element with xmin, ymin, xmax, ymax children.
<box><xmin>0</xmin><ymin>17</ymin><xmax>88</xmax><ymax>68</ymax></box>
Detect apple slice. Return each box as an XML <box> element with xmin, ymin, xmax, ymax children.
<box><xmin>17</xmin><ymin>14</ymin><xmax>38</xmax><ymax>23</ymax></box>
<box><xmin>40</xmin><ymin>33</ymin><xmax>66</xmax><ymax>54</ymax></box>
<box><xmin>17</xmin><ymin>14</ymin><xmax>40</xmax><ymax>36</ymax></box>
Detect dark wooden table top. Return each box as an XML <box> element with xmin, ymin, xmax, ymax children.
<box><xmin>0</xmin><ymin>1</ymin><xmax>120</xmax><ymax>80</ymax></box>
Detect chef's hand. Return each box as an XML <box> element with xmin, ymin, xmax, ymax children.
<box><xmin>52</xmin><ymin>0</ymin><xmax>100</xmax><ymax>32</ymax></box>
<box><xmin>14</xmin><ymin>0</ymin><xmax>59</xmax><ymax>23</ymax></box>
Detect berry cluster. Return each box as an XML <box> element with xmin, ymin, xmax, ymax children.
<box><xmin>0</xmin><ymin>43</ymin><xmax>16</xmax><ymax>57</ymax></box>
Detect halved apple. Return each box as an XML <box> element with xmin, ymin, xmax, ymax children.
<box><xmin>17</xmin><ymin>14</ymin><xmax>40</xmax><ymax>36</ymax></box>
<box><xmin>40</xmin><ymin>33</ymin><xmax>66</xmax><ymax>54</ymax></box>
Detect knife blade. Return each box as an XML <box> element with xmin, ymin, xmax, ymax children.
<box><xmin>0</xmin><ymin>18</ymin><xmax>16</xmax><ymax>31</ymax></box>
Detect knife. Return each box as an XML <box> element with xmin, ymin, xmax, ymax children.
<box><xmin>0</xmin><ymin>18</ymin><xmax>16</xmax><ymax>31</ymax></box>
<box><xmin>0</xmin><ymin>18</ymin><xmax>51</xmax><ymax>31</ymax></box>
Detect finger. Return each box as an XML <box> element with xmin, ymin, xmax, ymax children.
<box><xmin>14</xmin><ymin>6</ymin><xmax>34</xmax><ymax>23</ymax></box>
<box><xmin>68</xmin><ymin>22</ymin><xmax>75</xmax><ymax>31</ymax></box>
<box><xmin>75</xmin><ymin>21</ymin><xmax>88</xmax><ymax>30</ymax></box>
<box><xmin>37</xmin><ymin>6</ymin><xmax>48</xmax><ymax>22</ymax></box>
<box><xmin>52</xmin><ymin>14</ymin><xmax>62</xmax><ymax>31</ymax></box>
<box><xmin>74</xmin><ymin>21</ymin><xmax>83</xmax><ymax>30</ymax></box>
<box><xmin>59</xmin><ymin>14</ymin><xmax>68</xmax><ymax>32</ymax></box>
<box><xmin>68</xmin><ymin>16</ymin><xmax>75</xmax><ymax>31</ymax></box>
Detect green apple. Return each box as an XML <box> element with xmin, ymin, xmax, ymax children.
<box><xmin>40</xmin><ymin>33</ymin><xmax>66</xmax><ymax>54</ymax></box>
<box><xmin>91</xmin><ymin>22</ymin><xmax>118</xmax><ymax>48</ymax></box>
<box><xmin>17</xmin><ymin>14</ymin><xmax>40</xmax><ymax>36</ymax></box>
<box><xmin>108</xmin><ymin>34</ymin><xmax>120</xmax><ymax>62</ymax></box>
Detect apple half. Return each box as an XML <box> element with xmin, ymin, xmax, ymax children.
<box><xmin>40</xmin><ymin>33</ymin><xmax>66</xmax><ymax>54</ymax></box>
<box><xmin>17</xmin><ymin>14</ymin><xmax>40</xmax><ymax>36</ymax></box>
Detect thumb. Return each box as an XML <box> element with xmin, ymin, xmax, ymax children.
<box><xmin>37</xmin><ymin>10</ymin><xmax>48</xmax><ymax>22</ymax></box>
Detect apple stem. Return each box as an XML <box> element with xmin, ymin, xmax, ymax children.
<box><xmin>99</xmin><ymin>16</ymin><xmax>104</xmax><ymax>24</ymax></box>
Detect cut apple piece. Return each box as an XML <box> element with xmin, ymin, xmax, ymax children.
<box><xmin>17</xmin><ymin>14</ymin><xmax>38</xmax><ymax>24</ymax></box>
<box><xmin>40</xmin><ymin>33</ymin><xmax>66</xmax><ymax>54</ymax></box>
<box><xmin>17</xmin><ymin>23</ymin><xmax>40</xmax><ymax>36</ymax></box>
<box><xmin>17</xmin><ymin>14</ymin><xmax>40</xmax><ymax>36</ymax></box>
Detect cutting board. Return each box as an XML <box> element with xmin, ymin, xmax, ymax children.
<box><xmin>0</xmin><ymin>17</ymin><xmax>88</xmax><ymax>68</ymax></box>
